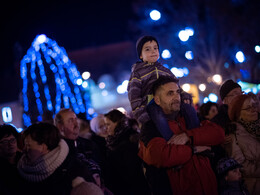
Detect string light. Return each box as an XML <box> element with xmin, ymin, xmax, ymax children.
<box><xmin>20</xmin><ymin>34</ymin><xmax>94</xmax><ymax>127</ymax></box>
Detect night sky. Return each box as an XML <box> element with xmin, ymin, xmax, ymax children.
<box><xmin>0</xmin><ymin>0</ymin><xmax>136</xmax><ymax>103</ymax></box>
<box><xmin>1</xmin><ymin>0</ymin><xmax>260</xmax><ymax>103</ymax></box>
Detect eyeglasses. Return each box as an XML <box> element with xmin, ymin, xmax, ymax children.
<box><xmin>226</xmin><ymin>91</ymin><xmax>244</xmax><ymax>98</ymax></box>
<box><xmin>241</xmin><ymin>103</ymin><xmax>258</xmax><ymax>112</ymax></box>
<box><xmin>0</xmin><ymin>138</ymin><xmax>16</xmax><ymax>145</ymax></box>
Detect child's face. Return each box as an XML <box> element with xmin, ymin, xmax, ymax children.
<box><xmin>140</xmin><ymin>40</ymin><xmax>159</xmax><ymax>63</ymax></box>
<box><xmin>225</xmin><ymin>168</ymin><xmax>241</xmax><ymax>182</ymax></box>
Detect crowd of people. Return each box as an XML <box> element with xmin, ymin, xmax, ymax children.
<box><xmin>0</xmin><ymin>35</ymin><xmax>259</xmax><ymax>195</ymax></box>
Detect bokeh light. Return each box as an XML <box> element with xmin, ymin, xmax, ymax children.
<box><xmin>235</xmin><ymin>51</ymin><xmax>245</xmax><ymax>63</ymax></box>
<box><xmin>182</xmin><ymin>83</ymin><xmax>191</xmax><ymax>92</ymax></box>
<box><xmin>150</xmin><ymin>10</ymin><xmax>161</xmax><ymax>21</ymax></box>
<box><xmin>161</xmin><ymin>49</ymin><xmax>172</xmax><ymax>59</ymax></box>
<box><xmin>199</xmin><ymin>84</ymin><xmax>206</xmax><ymax>92</ymax></box>
<box><xmin>185</xmin><ymin>51</ymin><xmax>193</xmax><ymax>60</ymax></box>
<box><xmin>82</xmin><ymin>71</ymin><xmax>91</xmax><ymax>80</ymax></box>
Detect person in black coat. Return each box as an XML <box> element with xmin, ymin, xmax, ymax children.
<box><xmin>54</xmin><ymin>108</ymin><xmax>106</xmax><ymax>190</ymax></box>
<box><xmin>104</xmin><ymin>109</ymin><xmax>151</xmax><ymax>195</ymax></box>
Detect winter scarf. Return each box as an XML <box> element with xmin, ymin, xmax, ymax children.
<box><xmin>17</xmin><ymin>139</ymin><xmax>69</xmax><ymax>182</ymax></box>
<box><xmin>239</xmin><ymin>116</ymin><xmax>260</xmax><ymax>142</ymax></box>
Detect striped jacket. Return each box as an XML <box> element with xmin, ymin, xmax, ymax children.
<box><xmin>127</xmin><ymin>61</ymin><xmax>176</xmax><ymax>124</ymax></box>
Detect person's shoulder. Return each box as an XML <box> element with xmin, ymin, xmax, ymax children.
<box><xmin>131</xmin><ymin>61</ymin><xmax>146</xmax><ymax>71</ymax></box>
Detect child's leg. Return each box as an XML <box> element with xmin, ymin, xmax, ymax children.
<box><xmin>180</xmin><ymin>103</ymin><xmax>200</xmax><ymax>129</ymax></box>
<box><xmin>147</xmin><ymin>100</ymin><xmax>173</xmax><ymax>141</ymax></box>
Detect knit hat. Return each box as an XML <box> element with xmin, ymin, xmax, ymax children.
<box><xmin>219</xmin><ymin>79</ymin><xmax>241</xmax><ymax>100</ymax></box>
<box><xmin>228</xmin><ymin>94</ymin><xmax>249</xmax><ymax>121</ymax></box>
<box><xmin>136</xmin><ymin>35</ymin><xmax>159</xmax><ymax>59</ymax></box>
<box><xmin>216</xmin><ymin>157</ymin><xmax>242</xmax><ymax>176</ymax></box>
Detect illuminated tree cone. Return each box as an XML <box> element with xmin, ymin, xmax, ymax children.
<box><xmin>20</xmin><ymin>34</ymin><xmax>93</xmax><ymax>127</ymax></box>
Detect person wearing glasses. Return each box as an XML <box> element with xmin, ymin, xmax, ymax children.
<box><xmin>0</xmin><ymin>124</ymin><xmax>22</xmax><ymax>194</ymax></box>
<box><xmin>227</xmin><ymin>94</ymin><xmax>260</xmax><ymax>195</ymax></box>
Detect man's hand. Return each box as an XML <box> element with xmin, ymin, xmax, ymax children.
<box><xmin>167</xmin><ymin>133</ymin><xmax>190</xmax><ymax>145</ymax></box>
<box><xmin>193</xmin><ymin>146</ymin><xmax>211</xmax><ymax>154</ymax></box>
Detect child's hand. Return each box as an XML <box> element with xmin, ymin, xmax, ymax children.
<box><xmin>167</xmin><ymin>133</ymin><xmax>189</xmax><ymax>145</ymax></box>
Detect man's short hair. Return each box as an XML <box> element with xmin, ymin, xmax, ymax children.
<box><xmin>152</xmin><ymin>76</ymin><xmax>179</xmax><ymax>95</ymax></box>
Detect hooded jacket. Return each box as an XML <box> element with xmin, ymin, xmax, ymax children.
<box><xmin>127</xmin><ymin>61</ymin><xmax>175</xmax><ymax>124</ymax></box>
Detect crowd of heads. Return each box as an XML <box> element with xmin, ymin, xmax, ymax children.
<box><xmin>0</xmin><ymin>35</ymin><xmax>259</xmax><ymax>194</ymax></box>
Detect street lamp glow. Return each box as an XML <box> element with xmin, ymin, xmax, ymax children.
<box><xmin>150</xmin><ymin>10</ymin><xmax>161</xmax><ymax>21</ymax></box>
<box><xmin>82</xmin><ymin>81</ymin><xmax>88</xmax><ymax>88</ymax></box>
<box><xmin>162</xmin><ymin>49</ymin><xmax>171</xmax><ymax>59</ymax></box>
<box><xmin>76</xmin><ymin>78</ymin><xmax>83</xmax><ymax>85</ymax></box>
<box><xmin>212</xmin><ymin>74</ymin><xmax>222</xmax><ymax>85</ymax></box>
<box><xmin>203</xmin><ymin>97</ymin><xmax>209</xmax><ymax>103</ymax></box>
<box><xmin>182</xmin><ymin>67</ymin><xmax>189</xmax><ymax>76</ymax></box>
<box><xmin>99</xmin><ymin>82</ymin><xmax>105</xmax><ymax>89</ymax></box>
<box><xmin>178</xmin><ymin>30</ymin><xmax>189</xmax><ymax>42</ymax></box>
<box><xmin>235</xmin><ymin>51</ymin><xmax>245</xmax><ymax>63</ymax></box>
<box><xmin>208</xmin><ymin>93</ymin><xmax>218</xmax><ymax>102</ymax></box>
<box><xmin>255</xmin><ymin>45</ymin><xmax>260</xmax><ymax>53</ymax></box>
<box><xmin>185</xmin><ymin>51</ymin><xmax>193</xmax><ymax>60</ymax></box>
<box><xmin>171</xmin><ymin>67</ymin><xmax>184</xmax><ymax>78</ymax></box>
<box><xmin>117</xmin><ymin>85</ymin><xmax>124</xmax><ymax>94</ymax></box>
<box><xmin>122</xmin><ymin>80</ymin><xmax>129</xmax><ymax>88</ymax></box>
<box><xmin>82</xmin><ymin>71</ymin><xmax>91</xmax><ymax>80</ymax></box>
<box><xmin>199</xmin><ymin>84</ymin><xmax>206</xmax><ymax>92</ymax></box>
<box><xmin>182</xmin><ymin>83</ymin><xmax>190</xmax><ymax>92</ymax></box>
<box><xmin>36</xmin><ymin>34</ymin><xmax>47</xmax><ymax>44</ymax></box>
<box><xmin>185</xmin><ymin>27</ymin><xmax>194</xmax><ymax>36</ymax></box>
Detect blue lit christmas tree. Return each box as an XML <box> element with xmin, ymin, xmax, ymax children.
<box><xmin>20</xmin><ymin>34</ymin><xmax>94</xmax><ymax>127</ymax></box>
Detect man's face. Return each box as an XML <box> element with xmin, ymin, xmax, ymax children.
<box><xmin>224</xmin><ymin>87</ymin><xmax>243</xmax><ymax>106</ymax></box>
<box><xmin>154</xmin><ymin>82</ymin><xmax>181</xmax><ymax>114</ymax></box>
<box><xmin>60</xmin><ymin>111</ymin><xmax>79</xmax><ymax>140</ymax></box>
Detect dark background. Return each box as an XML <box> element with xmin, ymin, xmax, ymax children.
<box><xmin>1</xmin><ymin>0</ymin><xmax>260</xmax><ymax>103</ymax></box>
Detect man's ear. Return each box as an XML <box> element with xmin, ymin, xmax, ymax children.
<box><xmin>42</xmin><ymin>143</ymin><xmax>49</xmax><ymax>154</ymax></box>
<box><xmin>154</xmin><ymin>95</ymin><xmax>160</xmax><ymax>105</ymax></box>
